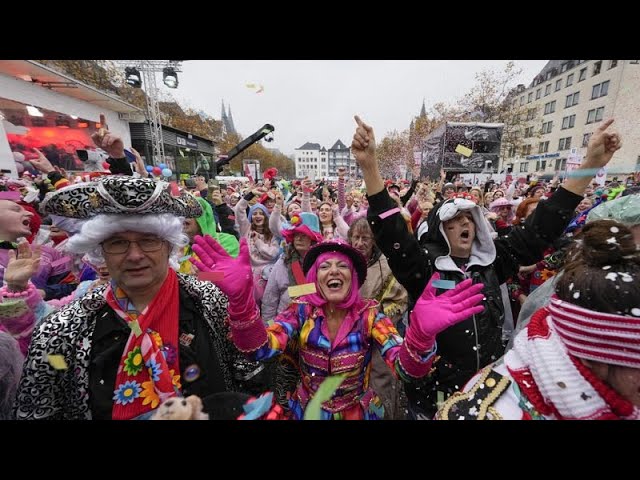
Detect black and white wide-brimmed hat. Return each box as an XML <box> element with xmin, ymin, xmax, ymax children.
<box><xmin>41</xmin><ymin>176</ymin><xmax>202</xmax><ymax>218</ymax></box>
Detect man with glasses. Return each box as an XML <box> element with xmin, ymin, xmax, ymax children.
<box><xmin>14</xmin><ymin>173</ymin><xmax>265</xmax><ymax>420</ymax></box>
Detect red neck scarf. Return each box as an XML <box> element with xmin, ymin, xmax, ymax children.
<box><xmin>106</xmin><ymin>270</ymin><xmax>181</xmax><ymax>420</ymax></box>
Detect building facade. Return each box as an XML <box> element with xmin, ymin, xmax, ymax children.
<box><xmin>294</xmin><ymin>142</ymin><xmax>328</xmax><ymax>178</ymax></box>
<box><xmin>0</xmin><ymin>60</ymin><xmax>141</xmax><ymax>177</ymax></box>
<box><xmin>502</xmin><ymin>60</ymin><xmax>640</xmax><ymax>179</ymax></box>
<box><xmin>129</xmin><ymin>122</ymin><xmax>216</xmax><ymax>179</ymax></box>
<box><xmin>327</xmin><ymin>139</ymin><xmax>358</xmax><ymax>178</ymax></box>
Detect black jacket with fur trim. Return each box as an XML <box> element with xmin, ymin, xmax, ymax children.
<box><xmin>367</xmin><ymin>187</ymin><xmax>582</xmax><ymax>418</ymax></box>
<box><xmin>13</xmin><ymin>274</ymin><xmax>264</xmax><ymax>420</ymax></box>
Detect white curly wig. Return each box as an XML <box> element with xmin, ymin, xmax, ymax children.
<box><xmin>65</xmin><ymin>213</ymin><xmax>189</xmax><ymax>270</ymax></box>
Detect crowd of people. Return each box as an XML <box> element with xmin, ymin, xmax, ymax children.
<box><xmin>1</xmin><ymin>113</ymin><xmax>638</xmax><ymax>420</ymax></box>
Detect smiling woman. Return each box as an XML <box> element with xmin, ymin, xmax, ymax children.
<box><xmin>192</xmin><ymin>236</ymin><xmax>486</xmax><ymax>420</ymax></box>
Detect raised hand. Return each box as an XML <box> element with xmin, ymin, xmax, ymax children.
<box><xmin>91</xmin><ymin>113</ymin><xmax>125</xmax><ymax>158</ymax></box>
<box><xmin>30</xmin><ymin>148</ymin><xmax>55</xmax><ymax>174</ymax></box>
<box><xmin>585</xmin><ymin>118</ymin><xmax>622</xmax><ymax>169</ymax></box>
<box><xmin>351</xmin><ymin>115</ymin><xmax>376</xmax><ymax>171</ymax></box>
<box><xmin>4</xmin><ymin>242</ymin><xmax>41</xmax><ymax>291</ymax></box>
<box><xmin>191</xmin><ymin>235</ymin><xmax>253</xmax><ymax>307</ymax></box>
<box><xmin>405</xmin><ymin>273</ymin><xmax>485</xmax><ymax>351</ymax></box>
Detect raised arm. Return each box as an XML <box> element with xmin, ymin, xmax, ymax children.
<box><xmin>234</xmin><ymin>196</ymin><xmax>251</xmax><ymax>238</ymax></box>
<box><xmin>351</xmin><ymin>116</ymin><xmax>431</xmax><ymax>302</ymax></box>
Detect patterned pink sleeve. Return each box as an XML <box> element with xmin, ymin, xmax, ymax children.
<box><xmin>0</xmin><ymin>284</ymin><xmax>41</xmax><ymax>356</ymax></box>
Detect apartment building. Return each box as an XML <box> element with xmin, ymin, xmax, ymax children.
<box><xmin>327</xmin><ymin>139</ymin><xmax>358</xmax><ymax>178</ymax></box>
<box><xmin>294</xmin><ymin>142</ymin><xmax>328</xmax><ymax>178</ymax></box>
<box><xmin>502</xmin><ymin>60</ymin><xmax>640</xmax><ymax>178</ymax></box>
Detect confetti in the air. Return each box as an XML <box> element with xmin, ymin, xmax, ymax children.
<box><xmin>47</xmin><ymin>354</ymin><xmax>68</xmax><ymax>370</ymax></box>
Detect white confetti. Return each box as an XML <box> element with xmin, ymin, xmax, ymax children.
<box><xmin>620</xmin><ymin>273</ymin><xmax>633</xmax><ymax>283</ymax></box>
<box><xmin>610</xmin><ymin>226</ymin><xmax>619</xmax><ymax>233</ymax></box>
<box><xmin>605</xmin><ymin>272</ymin><xmax>618</xmax><ymax>281</ymax></box>
<box><xmin>606</xmin><ymin>237</ymin><xmax>618</xmax><ymax>245</ymax></box>
<box><xmin>569</xmin><ymin>283</ymin><xmax>574</xmax><ymax>291</ymax></box>
<box><xmin>573</xmin><ymin>291</ymin><xmax>580</xmax><ymax>299</ymax></box>
<box><xmin>631</xmin><ymin>308</ymin><xmax>640</xmax><ymax>317</ymax></box>
<box><xmin>602</xmin><ymin>265</ymin><xmax>611</xmax><ymax>270</ymax></box>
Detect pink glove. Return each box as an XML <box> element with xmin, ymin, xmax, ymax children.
<box><xmin>191</xmin><ymin>235</ymin><xmax>255</xmax><ymax>316</ymax></box>
<box><xmin>405</xmin><ymin>273</ymin><xmax>485</xmax><ymax>353</ymax></box>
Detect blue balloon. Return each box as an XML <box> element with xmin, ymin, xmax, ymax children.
<box><xmin>159</xmin><ymin>163</ymin><xmax>167</xmax><ymax>169</ymax></box>
<box><xmin>162</xmin><ymin>168</ymin><xmax>173</xmax><ymax>177</ymax></box>
<box><xmin>145</xmin><ymin>165</ymin><xmax>153</xmax><ymax>172</ymax></box>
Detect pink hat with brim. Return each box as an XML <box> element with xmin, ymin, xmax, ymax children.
<box><xmin>281</xmin><ymin>212</ymin><xmax>323</xmax><ymax>244</ymax></box>
<box><xmin>282</xmin><ymin>225</ymin><xmax>323</xmax><ymax>244</ymax></box>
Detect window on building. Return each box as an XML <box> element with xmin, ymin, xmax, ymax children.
<box><xmin>520</xmin><ymin>96</ymin><xmax>525</xmax><ymax>106</ymax></box>
<box><xmin>609</xmin><ymin>60</ymin><xmax>618</xmax><ymax>69</ymax></box>
<box><xmin>524</xmin><ymin>126</ymin><xmax>534</xmax><ymax>138</ymax></box>
<box><xmin>535</xmin><ymin>88</ymin><xmax>541</xmax><ymax>100</ymax></box>
<box><xmin>545</xmin><ymin>84</ymin><xmax>552</xmax><ymax>96</ymax></box>
<box><xmin>566</xmin><ymin>73</ymin><xmax>574</xmax><ymax>87</ymax></box>
<box><xmin>555</xmin><ymin>158</ymin><xmax>567</xmax><ymax>170</ymax></box>
<box><xmin>558</xmin><ymin>137</ymin><xmax>572</xmax><ymax>150</ymax></box>
<box><xmin>582</xmin><ymin>133</ymin><xmax>593</xmax><ymax>147</ymax></box>
<box><xmin>586</xmin><ymin>107</ymin><xmax>605</xmax><ymax>124</ymax></box>
<box><xmin>561</xmin><ymin>114</ymin><xmax>576</xmax><ymax>129</ymax></box>
<box><xmin>522</xmin><ymin>144</ymin><xmax>532</xmax><ymax>156</ymax></box>
<box><xmin>579</xmin><ymin>68</ymin><xmax>587</xmax><ymax>81</ymax></box>
<box><xmin>560</xmin><ymin>62</ymin><xmax>568</xmax><ymax>73</ymax></box>
<box><xmin>565</xmin><ymin>91</ymin><xmax>580</xmax><ymax>108</ymax></box>
<box><xmin>507</xmin><ymin>145</ymin><xmax>516</xmax><ymax>157</ymax></box>
<box><xmin>591</xmin><ymin>80</ymin><xmax>610</xmax><ymax>99</ymax></box>
<box><xmin>544</xmin><ymin>101</ymin><xmax>556</xmax><ymax>114</ymax></box>
<box><xmin>538</xmin><ymin>141</ymin><xmax>549</xmax><ymax>154</ymax></box>
<box><xmin>593</xmin><ymin>61</ymin><xmax>602</xmax><ymax>76</ymax></box>
<box><xmin>555</xmin><ymin>79</ymin><xmax>562</xmax><ymax>91</ymax></box>
<box><xmin>630</xmin><ymin>60</ymin><xmax>640</xmax><ymax>64</ymax></box>
<box><xmin>520</xmin><ymin>162</ymin><xmax>529</xmax><ymax>172</ymax></box>
<box><xmin>536</xmin><ymin>159</ymin><xmax>547</xmax><ymax>170</ymax></box>
<box><xmin>541</xmin><ymin>121</ymin><xmax>553</xmax><ymax>134</ymax></box>
<box><xmin>527</xmin><ymin>92</ymin><xmax>533</xmax><ymax>103</ymax></box>
<box><xmin>526</xmin><ymin>108</ymin><xmax>536</xmax><ymax>120</ymax></box>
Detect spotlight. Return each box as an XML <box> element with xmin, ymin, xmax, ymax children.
<box><xmin>125</xmin><ymin>67</ymin><xmax>142</xmax><ymax>88</ymax></box>
<box><xmin>163</xmin><ymin>67</ymin><xmax>178</xmax><ymax>88</ymax></box>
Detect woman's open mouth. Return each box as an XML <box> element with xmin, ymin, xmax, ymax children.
<box><xmin>326</xmin><ymin>279</ymin><xmax>343</xmax><ymax>290</ymax></box>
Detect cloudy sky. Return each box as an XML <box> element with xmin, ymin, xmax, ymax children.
<box><xmin>168</xmin><ymin>60</ymin><xmax>549</xmax><ymax>157</ymax></box>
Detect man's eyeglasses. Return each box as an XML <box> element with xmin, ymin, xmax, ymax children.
<box><xmin>101</xmin><ymin>237</ymin><xmax>165</xmax><ymax>254</ymax></box>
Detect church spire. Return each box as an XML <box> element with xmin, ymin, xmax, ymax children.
<box><xmin>420</xmin><ymin>98</ymin><xmax>427</xmax><ymax>118</ymax></box>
